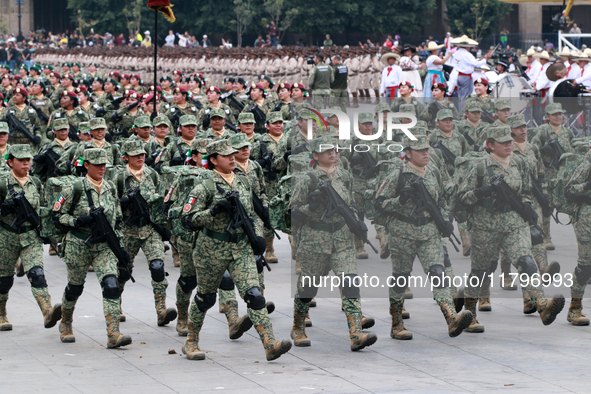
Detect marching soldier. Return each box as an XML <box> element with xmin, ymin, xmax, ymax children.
<box><xmin>241</xmin><ymin>83</ymin><xmax>273</xmax><ymax>134</ymax></box>
<box><xmin>110</xmin><ymin>90</ymin><xmax>143</xmax><ymax>140</ymax></box>
<box><xmin>165</xmin><ymin>86</ymin><xmax>200</xmax><ymax>129</ymax></box>
<box><xmin>196</xmin><ymin>86</ymin><xmax>235</xmax><ymax>132</ymax></box>
<box><xmin>420</xmin><ymin>83</ymin><xmax>458</xmax><ymax>129</ymax></box>
<box><xmin>390</xmin><ymin>81</ymin><xmax>424</xmax><ymax>115</ymax></box>
<box><xmin>200</xmin><ymin>108</ymin><xmax>233</xmax><ymax>140</ymax></box>
<box><xmin>457</xmin><ymin>100</ymin><xmax>488</xmax><ymax>152</ymax></box>
<box><xmin>47</xmin><ymin>90</ymin><xmax>90</xmax><ymax>132</ymax></box>
<box><xmin>2</xmin><ymin>87</ymin><xmax>42</xmax><ymax>148</ymax></box>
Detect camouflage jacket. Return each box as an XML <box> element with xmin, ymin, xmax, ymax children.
<box><xmin>429</xmin><ymin>128</ymin><xmax>470</xmax><ymax>175</ymax></box>
<box><xmin>1</xmin><ymin>104</ymin><xmax>42</xmax><ymax>147</ymax></box>
<box><xmin>199</xmin><ymin>128</ymin><xmax>234</xmax><ymax>141</ymax></box>
<box><xmin>420</xmin><ymin>99</ymin><xmax>458</xmax><ymax>129</ymax></box>
<box><xmin>390</xmin><ymin>97</ymin><xmax>425</xmax><ymax>115</ymax></box>
<box><xmin>196</xmin><ymin>103</ymin><xmax>235</xmax><ymax>131</ymax></box>
<box><xmin>457</xmin><ymin>119</ymin><xmax>488</xmax><ymax>150</ymax></box>
<box><xmin>48</xmin><ymin>107</ymin><xmax>90</xmax><ymax>132</ymax></box>
<box><xmin>531</xmin><ymin>123</ymin><xmax>575</xmax><ymax>171</ymax></box>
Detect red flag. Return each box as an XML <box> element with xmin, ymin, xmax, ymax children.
<box><xmin>148</xmin><ymin>0</ymin><xmax>176</xmax><ymax>22</ymax></box>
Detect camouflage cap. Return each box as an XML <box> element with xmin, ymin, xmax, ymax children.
<box><xmin>79</xmin><ymin>122</ymin><xmax>90</xmax><ymax>134</ymax></box>
<box><xmin>0</xmin><ymin>121</ymin><xmax>8</xmax><ymax>134</ymax></box>
<box><xmin>495</xmin><ymin>99</ymin><xmax>511</xmax><ymax>111</ymax></box>
<box><xmin>123</xmin><ymin>140</ymin><xmax>147</xmax><ymax>156</ymax></box>
<box><xmin>9</xmin><ymin>144</ymin><xmax>33</xmax><ymax>159</ymax></box>
<box><xmin>374</xmin><ymin>103</ymin><xmax>391</xmax><ymax>113</ymax></box>
<box><xmin>408</xmin><ymin>126</ymin><xmax>427</xmax><ymax>136</ymax></box>
<box><xmin>464</xmin><ymin>100</ymin><xmax>482</xmax><ymax>112</ymax></box>
<box><xmin>358</xmin><ymin>112</ymin><xmax>374</xmax><ymax>124</ymax></box>
<box><xmin>52</xmin><ymin>118</ymin><xmax>70</xmax><ymax>131</ymax></box>
<box><xmin>545</xmin><ymin>102</ymin><xmax>565</xmax><ymax>115</ymax></box>
<box><xmin>436</xmin><ymin>109</ymin><xmax>454</xmax><ymax>120</ymax></box>
<box><xmin>237</xmin><ymin>112</ymin><xmax>255</xmax><ymax>124</ymax></box>
<box><xmin>507</xmin><ymin>114</ymin><xmax>526</xmax><ymax>129</ymax></box>
<box><xmin>89</xmin><ymin>117</ymin><xmax>107</xmax><ymax>130</ymax></box>
<box><xmin>84</xmin><ymin>148</ymin><xmax>109</xmax><ymax>165</ymax></box>
<box><xmin>309</xmin><ymin>136</ymin><xmax>335</xmax><ymax>153</ymax></box>
<box><xmin>179</xmin><ymin>114</ymin><xmax>198</xmax><ymax>126</ymax></box>
<box><xmin>134</xmin><ymin>115</ymin><xmax>152</xmax><ymax>128</ymax></box>
<box><xmin>190</xmin><ymin>138</ymin><xmax>209</xmax><ymax>154</ymax></box>
<box><xmin>487</xmin><ymin>126</ymin><xmax>513</xmax><ymax>143</ymax></box>
<box><xmin>210</xmin><ymin>108</ymin><xmax>227</xmax><ymax>119</ymax></box>
<box><xmin>207</xmin><ymin>139</ymin><xmax>238</xmax><ymax>156</ymax></box>
<box><xmin>415</xmin><ymin>120</ymin><xmax>428</xmax><ymax>129</ymax></box>
<box><xmin>152</xmin><ymin>115</ymin><xmax>171</xmax><ymax>127</ymax></box>
<box><xmin>230</xmin><ymin>133</ymin><xmax>251</xmax><ymax>149</ymax></box>
<box><xmin>399</xmin><ymin>104</ymin><xmax>416</xmax><ymax>115</ymax></box>
<box><xmin>405</xmin><ymin>135</ymin><xmax>430</xmax><ymax>150</ymax></box>
<box><xmin>266</xmin><ymin>111</ymin><xmax>283</xmax><ymax>123</ymax></box>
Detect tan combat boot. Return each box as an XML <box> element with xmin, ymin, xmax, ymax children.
<box><xmin>464</xmin><ymin>297</ymin><xmax>485</xmax><ymax>333</ymax></box>
<box><xmin>182</xmin><ymin>322</ymin><xmax>205</xmax><ymax>360</ymax></box>
<box><xmin>15</xmin><ymin>260</ymin><xmax>25</xmax><ymax>277</ymax></box>
<box><xmin>172</xmin><ymin>245</ymin><xmax>180</xmax><ymax>267</ymax></box>
<box><xmin>389</xmin><ymin>304</ymin><xmax>412</xmax><ymax>340</ymax></box>
<box><xmin>567</xmin><ymin>292</ymin><xmax>590</xmax><ymax>326</ymax></box>
<box><xmin>535</xmin><ymin>292</ymin><xmax>565</xmax><ymax>326</ymax></box>
<box><xmin>522</xmin><ymin>290</ymin><xmax>537</xmax><ymax>314</ymax></box>
<box><xmin>501</xmin><ymin>259</ymin><xmax>517</xmax><ymax>290</ymax></box>
<box><xmin>543</xmin><ymin>221</ymin><xmax>555</xmax><ymax>250</ymax></box>
<box><xmin>36</xmin><ymin>294</ymin><xmax>62</xmax><ymax>329</ymax></box>
<box><xmin>106</xmin><ymin>314</ymin><xmax>132</xmax><ymax>349</ymax></box>
<box><xmin>540</xmin><ymin>261</ymin><xmax>561</xmax><ymax>284</ymax></box>
<box><xmin>404</xmin><ymin>287</ymin><xmax>413</xmax><ymax>299</ymax></box>
<box><xmin>255</xmin><ymin>321</ymin><xmax>292</xmax><ymax>361</ymax></box>
<box><xmin>402</xmin><ymin>305</ymin><xmax>410</xmax><ymax>319</ymax></box>
<box><xmin>176</xmin><ymin>301</ymin><xmax>189</xmax><ymax>336</ymax></box>
<box><xmin>155</xmin><ymin>293</ymin><xmax>177</xmax><ymax>327</ymax></box>
<box><xmin>305</xmin><ymin>311</ymin><xmax>312</xmax><ymax>327</ymax></box>
<box><xmin>355</xmin><ymin>237</ymin><xmax>368</xmax><ymax>259</ymax></box>
<box><xmin>49</xmin><ymin>245</ymin><xmax>58</xmax><ymax>256</ymax></box>
<box><xmin>0</xmin><ymin>299</ymin><xmax>12</xmax><ymax>331</ymax></box>
<box><xmin>348</xmin><ymin>312</ymin><xmax>378</xmax><ymax>350</ymax></box>
<box><xmin>222</xmin><ymin>300</ymin><xmax>253</xmax><ymax>340</ymax></box>
<box><xmin>361</xmin><ymin>315</ymin><xmax>375</xmax><ymax>329</ymax></box>
<box><xmin>59</xmin><ymin>307</ymin><xmax>75</xmax><ymax>343</ymax></box>
<box><xmin>265</xmin><ymin>236</ymin><xmax>278</xmax><ymax>263</ymax></box>
<box><xmin>460</xmin><ymin>230</ymin><xmax>471</xmax><ymax>257</ymax></box>
<box><xmin>441</xmin><ymin>302</ymin><xmax>473</xmax><ymax>337</ymax></box>
<box><xmin>291</xmin><ymin>311</ymin><xmax>311</xmax><ymax>347</ymax></box>
<box><xmin>478</xmin><ymin>283</ymin><xmax>491</xmax><ymax>312</ymax></box>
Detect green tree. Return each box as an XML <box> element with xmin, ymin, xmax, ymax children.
<box><xmin>68</xmin><ymin>0</ymin><xmax>152</xmax><ymax>37</ymax></box>
<box><xmin>353</xmin><ymin>0</ymin><xmax>436</xmax><ymax>36</ymax></box>
<box><xmin>261</xmin><ymin>0</ymin><xmax>300</xmax><ymax>43</ymax></box>
<box><xmin>446</xmin><ymin>0</ymin><xmax>512</xmax><ymax>41</ymax></box>
<box><xmin>290</xmin><ymin>0</ymin><xmax>357</xmax><ymax>37</ymax></box>
<box><xmin>231</xmin><ymin>0</ymin><xmax>257</xmax><ymax>47</ymax></box>
<box><xmin>123</xmin><ymin>0</ymin><xmax>143</xmax><ymax>39</ymax></box>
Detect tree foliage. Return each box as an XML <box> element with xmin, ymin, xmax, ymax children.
<box><xmin>446</xmin><ymin>0</ymin><xmax>512</xmax><ymax>41</ymax></box>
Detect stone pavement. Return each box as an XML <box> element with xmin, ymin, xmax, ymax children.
<box><xmin>1</xmin><ymin>218</ymin><xmax>590</xmax><ymax>394</ymax></box>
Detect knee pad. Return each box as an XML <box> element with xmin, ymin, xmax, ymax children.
<box><xmin>0</xmin><ymin>276</ymin><xmax>14</xmax><ymax>294</ymax></box>
<box><xmin>178</xmin><ymin>275</ymin><xmax>197</xmax><ymax>294</ymax></box>
<box><xmin>218</xmin><ymin>271</ymin><xmax>235</xmax><ymax>291</ymax></box>
<box><xmin>298</xmin><ymin>277</ymin><xmax>319</xmax><ymax>300</ymax></box>
<box><xmin>442</xmin><ymin>246</ymin><xmax>452</xmax><ymax>268</ymax></box>
<box><xmin>390</xmin><ymin>272</ymin><xmax>411</xmax><ymax>294</ymax></box>
<box><xmin>27</xmin><ymin>266</ymin><xmax>48</xmax><ymax>289</ymax></box>
<box><xmin>489</xmin><ymin>260</ymin><xmax>499</xmax><ymax>273</ymax></box>
<box><xmin>575</xmin><ymin>265</ymin><xmax>591</xmax><ymax>286</ymax></box>
<box><xmin>101</xmin><ymin>274</ymin><xmax>120</xmax><ymax>300</ymax></box>
<box><xmin>428</xmin><ymin>265</ymin><xmax>446</xmax><ymax>288</ymax></box>
<box><xmin>530</xmin><ymin>227</ymin><xmax>544</xmax><ymax>246</ymax></box>
<box><xmin>64</xmin><ymin>283</ymin><xmax>84</xmax><ymax>301</ymax></box>
<box><xmin>244</xmin><ymin>287</ymin><xmax>266</xmax><ymax>310</ymax></box>
<box><xmin>516</xmin><ymin>256</ymin><xmax>537</xmax><ymax>276</ymax></box>
<box><xmin>340</xmin><ymin>274</ymin><xmax>361</xmax><ymax>299</ymax></box>
<box><xmin>194</xmin><ymin>292</ymin><xmax>217</xmax><ymax>312</ymax></box>
<box><xmin>149</xmin><ymin>259</ymin><xmax>166</xmax><ymax>282</ymax></box>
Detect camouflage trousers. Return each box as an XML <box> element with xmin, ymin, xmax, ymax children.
<box><xmin>61</xmin><ymin>239</ymin><xmax>120</xmax><ymax>322</ymax></box>
<box><xmin>311</xmin><ymin>90</ymin><xmax>331</xmax><ymax>109</ymax></box>
<box><xmin>218</xmin><ymin>271</ymin><xmax>265</xmax><ymax>312</ymax></box>
<box><xmin>176</xmin><ymin>233</ymin><xmax>197</xmax><ymax>311</ymax></box>
<box><xmin>189</xmin><ymin>234</ymin><xmax>271</xmax><ymax>340</ymax></box>
<box><xmin>330</xmin><ymin>89</ymin><xmax>348</xmax><ymax>113</ymax></box>
<box><xmin>0</xmin><ymin>229</ymin><xmax>49</xmax><ymax>306</ymax></box>
<box><xmin>572</xmin><ymin>205</ymin><xmax>591</xmax><ymax>295</ymax></box>
<box><xmin>467</xmin><ymin>225</ymin><xmax>547</xmax><ymax>302</ymax></box>
<box><xmin>121</xmin><ymin>227</ymin><xmax>167</xmax><ymax>305</ymax></box>
<box><xmin>388</xmin><ymin>233</ymin><xmax>454</xmax><ymax>306</ymax></box>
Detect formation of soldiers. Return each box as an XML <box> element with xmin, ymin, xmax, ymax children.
<box><xmin>3</xmin><ymin>34</ymin><xmax>591</xmax><ymax>362</ymax></box>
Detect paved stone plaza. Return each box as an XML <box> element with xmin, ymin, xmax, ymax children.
<box><xmin>1</xmin><ymin>218</ymin><xmax>590</xmax><ymax>394</ymax></box>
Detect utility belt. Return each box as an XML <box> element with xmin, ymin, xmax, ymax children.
<box><xmin>70</xmin><ymin>228</ymin><xmax>92</xmax><ymax>241</ymax></box>
<box><xmin>0</xmin><ymin>220</ymin><xmax>33</xmax><ymax>234</ymax></box>
<box><xmin>477</xmin><ymin>199</ymin><xmax>513</xmax><ymax>213</ymax></box>
<box><xmin>307</xmin><ymin>220</ymin><xmax>346</xmax><ymax>232</ymax></box>
<box><xmin>202</xmin><ymin>227</ymin><xmax>246</xmax><ymax>243</ymax></box>
<box><xmin>394</xmin><ymin>214</ymin><xmax>433</xmax><ymax>226</ymax></box>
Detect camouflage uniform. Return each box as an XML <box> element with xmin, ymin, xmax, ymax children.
<box><xmin>53</xmin><ymin>148</ymin><xmax>132</xmax><ymax>348</ymax></box>
<box><xmin>375</xmin><ymin>136</ymin><xmax>473</xmax><ymax>338</ymax></box>
<box><xmin>47</xmin><ymin>106</ymin><xmax>90</xmax><ymax>133</ymax></box>
<box><xmin>0</xmin><ymin>145</ymin><xmax>61</xmax><ymax>332</ymax></box>
<box><xmin>1</xmin><ymin>99</ymin><xmax>43</xmax><ymax>148</ymax></box>
<box><xmin>198</xmin><ymin>108</ymin><xmax>234</xmax><ymax>140</ymax></box>
<box><xmin>457</xmin><ymin>127</ymin><xmax>564</xmax><ymax>330</ymax></box>
<box><xmin>457</xmin><ymin>101</ymin><xmax>488</xmax><ymax>151</ymax></box>
<box><xmin>197</xmin><ymin>103</ymin><xmax>235</xmax><ymax>132</ymax></box>
<box><xmin>429</xmin><ymin>109</ymin><xmax>470</xmax><ymax>177</ymax></box>
<box><xmin>420</xmin><ymin>99</ymin><xmax>458</xmax><ymax>129</ymax></box>
<box><xmin>180</xmin><ymin>140</ymin><xmax>291</xmax><ymax>361</ymax></box>
<box><xmin>157</xmin><ymin>115</ymin><xmax>198</xmax><ymax>173</ymax></box>
<box><xmin>165</xmin><ymin>102</ymin><xmax>201</xmax><ymax>129</ymax></box>
<box><xmin>308</xmin><ymin>62</ymin><xmax>333</xmax><ymax>109</ymax></box>
<box><xmin>240</xmin><ymin>97</ymin><xmax>274</xmax><ymax>134</ymax></box>
<box><xmin>110</xmin><ymin>99</ymin><xmax>143</xmax><ymax>141</ymax></box>
<box><xmin>390</xmin><ymin>96</ymin><xmax>425</xmax><ymax>116</ymax></box>
<box><xmin>31</xmin><ymin>118</ymin><xmax>78</xmax><ymax>181</ymax></box>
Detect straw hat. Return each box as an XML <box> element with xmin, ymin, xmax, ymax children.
<box><xmin>426</xmin><ymin>41</ymin><xmax>444</xmax><ymax>51</ymax></box>
<box><xmin>556</xmin><ymin>47</ymin><xmax>570</xmax><ymax>57</ymax></box>
<box><xmin>381</xmin><ymin>52</ymin><xmax>400</xmax><ymax>65</ymax></box>
<box><xmin>534</xmin><ymin>50</ymin><xmax>554</xmax><ymax>61</ymax></box>
<box><xmin>451</xmin><ymin>35</ymin><xmax>478</xmax><ymax>47</ymax></box>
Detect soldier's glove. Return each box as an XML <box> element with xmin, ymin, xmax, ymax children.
<box><xmin>105</xmin><ymin>132</ymin><xmax>113</xmax><ymax>143</ymax></box>
<box><xmin>307</xmin><ymin>190</ymin><xmax>326</xmax><ymax>211</ymax></box>
<box><xmin>95</xmin><ymin>107</ymin><xmax>106</xmax><ymax>117</ymax></box>
<box><xmin>160</xmin><ymin>227</ymin><xmax>172</xmax><ymax>241</ymax></box>
<box><xmin>442</xmin><ymin>221</ymin><xmax>454</xmax><ymax>238</ymax></box>
<box><xmin>210</xmin><ymin>200</ymin><xmax>232</xmax><ymax>216</ymax></box>
<box><xmin>398</xmin><ymin>187</ymin><xmax>417</xmax><ymax>205</ymax></box>
<box><xmin>252</xmin><ymin>236</ymin><xmax>267</xmax><ymax>255</ymax></box>
<box><xmin>474</xmin><ymin>185</ymin><xmax>494</xmax><ymax>199</ymax></box>
<box><xmin>181</xmin><ymin>214</ymin><xmax>199</xmax><ymax>231</ymax></box>
<box><xmin>374</xmin><ymin>196</ymin><xmax>387</xmax><ymax>213</ymax></box>
<box><xmin>119</xmin><ymin>197</ymin><xmax>131</xmax><ymax>210</ymax></box>
<box><xmin>110</xmin><ymin>111</ymin><xmax>122</xmax><ymax>123</ymax></box>
<box><xmin>144</xmin><ymin>156</ymin><xmax>155</xmax><ymax>166</ymax></box>
<box><xmin>357</xmin><ymin>220</ymin><xmax>368</xmax><ymax>234</ymax></box>
<box><xmin>126</xmin><ymin>101</ymin><xmax>140</xmax><ymax>111</ymax></box>
<box><xmin>0</xmin><ymin>199</ymin><xmax>16</xmax><ymax>216</ymax></box>
<box><xmin>32</xmin><ymin>135</ymin><xmax>41</xmax><ymax>145</ymax></box>
<box><xmin>74</xmin><ymin>215</ymin><xmax>95</xmax><ymax>228</ymax></box>
<box><xmin>521</xmin><ymin>202</ymin><xmax>538</xmax><ymax>224</ymax></box>
<box><xmin>33</xmin><ymin>154</ymin><xmax>46</xmax><ymax>164</ymax></box>
<box><xmin>169</xmin><ymin>156</ymin><xmax>184</xmax><ymax>166</ymax></box>
<box><xmin>283</xmin><ymin>150</ymin><xmax>291</xmax><ymax>162</ymax></box>
<box><xmin>584</xmin><ymin>181</ymin><xmax>591</xmax><ymax>191</ymax></box>
<box><xmin>539</xmin><ymin>145</ymin><xmax>553</xmax><ymax>155</ymax></box>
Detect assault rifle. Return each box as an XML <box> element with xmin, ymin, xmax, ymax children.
<box><xmin>431</xmin><ymin>140</ymin><xmax>457</xmax><ymax>166</ymax></box>
<box><xmin>125</xmin><ymin>187</ymin><xmax>172</xmax><ymax>242</ymax></box>
<box><xmin>4</xmin><ymin>113</ymin><xmax>41</xmax><ymax>145</ymax></box>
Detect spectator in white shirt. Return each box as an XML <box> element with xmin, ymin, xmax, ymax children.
<box><xmin>379</xmin><ymin>52</ymin><xmax>402</xmax><ymax>103</ymax></box>
<box><xmin>165</xmin><ymin>30</ymin><xmax>175</xmax><ymax>47</ymax></box>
